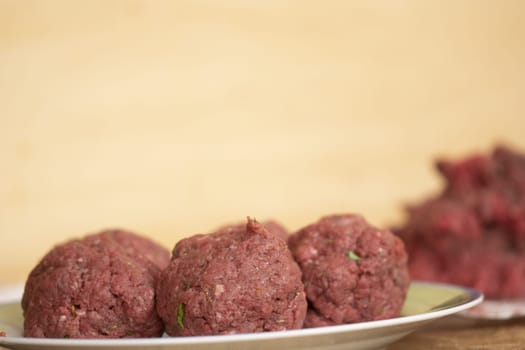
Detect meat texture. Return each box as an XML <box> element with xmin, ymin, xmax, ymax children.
<box><xmin>288</xmin><ymin>214</ymin><xmax>409</xmax><ymax>327</ymax></box>
<box><xmin>22</xmin><ymin>229</ymin><xmax>168</xmax><ymax>338</ymax></box>
<box><xmin>156</xmin><ymin>217</ymin><xmax>307</xmax><ymax>336</ymax></box>
<box><xmin>397</xmin><ymin>146</ymin><xmax>525</xmax><ymax>299</ymax></box>
<box><xmin>215</xmin><ymin>219</ymin><xmax>290</xmax><ymax>242</ymax></box>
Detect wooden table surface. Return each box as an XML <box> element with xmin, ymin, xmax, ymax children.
<box><xmin>1</xmin><ymin>1</ymin><xmax>525</xmax><ymax>348</ymax></box>
<box><xmin>389</xmin><ymin>318</ymin><xmax>525</xmax><ymax>349</ymax></box>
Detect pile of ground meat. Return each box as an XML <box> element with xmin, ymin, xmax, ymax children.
<box><xmin>396</xmin><ymin>145</ymin><xmax>525</xmax><ymax>299</ymax></box>
<box><xmin>156</xmin><ymin>217</ymin><xmax>307</xmax><ymax>336</ymax></box>
<box><xmin>288</xmin><ymin>214</ymin><xmax>410</xmax><ymax>327</ymax></box>
<box><xmin>22</xmin><ymin>229</ymin><xmax>170</xmax><ymax>338</ymax></box>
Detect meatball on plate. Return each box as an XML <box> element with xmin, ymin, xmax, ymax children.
<box><xmin>288</xmin><ymin>214</ymin><xmax>410</xmax><ymax>327</ymax></box>
<box><xmin>22</xmin><ymin>229</ymin><xmax>168</xmax><ymax>338</ymax></box>
<box><xmin>157</xmin><ymin>217</ymin><xmax>307</xmax><ymax>336</ymax></box>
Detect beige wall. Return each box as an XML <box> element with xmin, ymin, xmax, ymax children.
<box><xmin>1</xmin><ymin>0</ymin><xmax>525</xmax><ymax>283</ymax></box>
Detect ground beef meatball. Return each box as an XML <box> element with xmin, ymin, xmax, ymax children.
<box><xmin>396</xmin><ymin>145</ymin><xmax>525</xmax><ymax>299</ymax></box>
<box><xmin>216</xmin><ymin>219</ymin><xmax>289</xmax><ymax>242</ymax></box>
<box><xmin>22</xmin><ymin>230</ymin><xmax>166</xmax><ymax>338</ymax></box>
<box><xmin>288</xmin><ymin>214</ymin><xmax>409</xmax><ymax>327</ymax></box>
<box><xmin>156</xmin><ymin>217</ymin><xmax>307</xmax><ymax>336</ymax></box>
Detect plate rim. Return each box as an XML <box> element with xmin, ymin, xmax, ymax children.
<box><xmin>0</xmin><ymin>281</ymin><xmax>483</xmax><ymax>347</ymax></box>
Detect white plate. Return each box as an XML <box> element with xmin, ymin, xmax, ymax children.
<box><xmin>460</xmin><ymin>299</ymin><xmax>525</xmax><ymax>320</ymax></box>
<box><xmin>0</xmin><ymin>281</ymin><xmax>482</xmax><ymax>350</ymax></box>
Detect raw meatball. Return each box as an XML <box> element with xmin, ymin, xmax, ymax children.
<box><xmin>156</xmin><ymin>217</ymin><xmax>307</xmax><ymax>336</ymax></box>
<box><xmin>288</xmin><ymin>214</ymin><xmax>409</xmax><ymax>326</ymax></box>
<box><xmin>22</xmin><ymin>230</ymin><xmax>167</xmax><ymax>338</ymax></box>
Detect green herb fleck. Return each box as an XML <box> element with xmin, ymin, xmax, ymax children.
<box><xmin>63</xmin><ymin>335</ymin><xmax>70</xmax><ymax>339</ymax></box>
<box><xmin>346</xmin><ymin>251</ymin><xmax>361</xmax><ymax>261</ymax></box>
<box><xmin>177</xmin><ymin>303</ymin><xmax>185</xmax><ymax>329</ymax></box>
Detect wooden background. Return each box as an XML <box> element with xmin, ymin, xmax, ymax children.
<box><xmin>1</xmin><ymin>0</ymin><xmax>525</xmax><ymax>284</ymax></box>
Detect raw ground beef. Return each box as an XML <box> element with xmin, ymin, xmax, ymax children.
<box><xmin>396</xmin><ymin>145</ymin><xmax>525</xmax><ymax>299</ymax></box>
<box><xmin>288</xmin><ymin>214</ymin><xmax>409</xmax><ymax>327</ymax></box>
<box><xmin>22</xmin><ymin>229</ymin><xmax>168</xmax><ymax>338</ymax></box>
<box><xmin>215</xmin><ymin>219</ymin><xmax>289</xmax><ymax>242</ymax></box>
<box><xmin>83</xmin><ymin>229</ymin><xmax>170</xmax><ymax>270</ymax></box>
<box><xmin>156</xmin><ymin>217</ymin><xmax>307</xmax><ymax>336</ymax></box>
